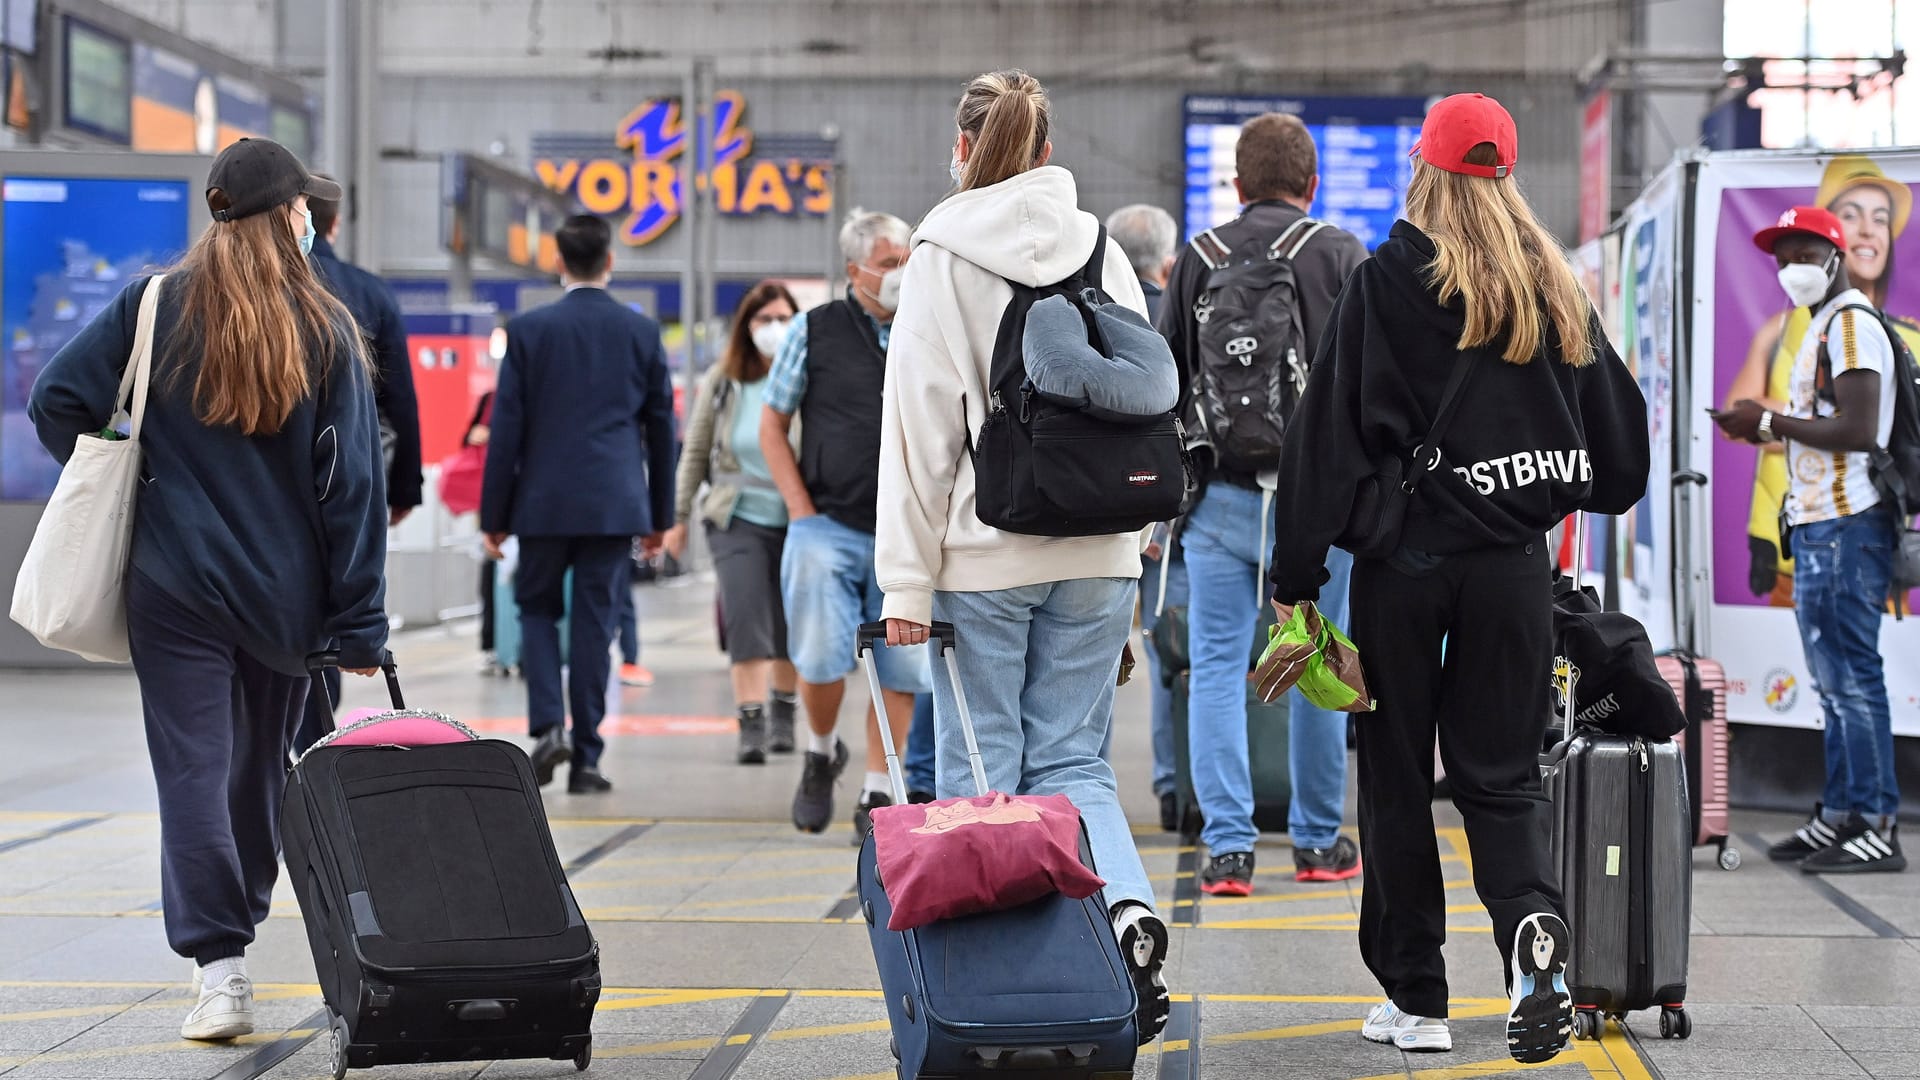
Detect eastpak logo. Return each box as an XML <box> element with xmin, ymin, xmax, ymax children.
<box><xmin>1127</xmin><ymin>471</ymin><xmax>1160</xmax><ymax>486</ymax></box>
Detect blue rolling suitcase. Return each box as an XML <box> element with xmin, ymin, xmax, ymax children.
<box><xmin>854</xmin><ymin>622</ymin><xmax>1139</xmax><ymax>1080</ymax></box>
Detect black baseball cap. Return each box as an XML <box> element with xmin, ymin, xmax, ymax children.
<box><xmin>205</xmin><ymin>138</ymin><xmax>341</xmax><ymax>222</ymax></box>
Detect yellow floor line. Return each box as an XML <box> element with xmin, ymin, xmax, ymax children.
<box><xmin>0</xmin><ymin>988</ymin><xmax>314</xmax><ymax>1024</ymax></box>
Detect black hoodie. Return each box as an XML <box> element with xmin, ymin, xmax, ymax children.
<box><xmin>1266</xmin><ymin>220</ymin><xmax>1650</xmax><ymax>602</ymax></box>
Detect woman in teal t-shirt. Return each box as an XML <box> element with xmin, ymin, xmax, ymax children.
<box><xmin>666</xmin><ymin>281</ymin><xmax>801</xmax><ymax>764</ymax></box>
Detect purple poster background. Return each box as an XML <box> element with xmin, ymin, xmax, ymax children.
<box><xmin>1710</xmin><ymin>181</ymin><xmax>1920</xmax><ymax>606</ymax></box>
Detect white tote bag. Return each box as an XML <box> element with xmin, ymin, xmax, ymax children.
<box><xmin>9</xmin><ymin>275</ymin><xmax>167</xmax><ymax>663</ymax></box>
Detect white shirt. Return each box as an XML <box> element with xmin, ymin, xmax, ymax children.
<box><xmin>1786</xmin><ymin>288</ymin><xmax>1898</xmax><ymax>525</ymax></box>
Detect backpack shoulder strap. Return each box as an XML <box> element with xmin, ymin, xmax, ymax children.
<box><xmin>1079</xmin><ymin>224</ymin><xmax>1107</xmax><ymax>292</ymax></box>
<box><xmin>1817</xmin><ymin>302</ymin><xmax>1889</xmax><ymax>400</ymax></box>
<box><xmin>1267</xmin><ymin>217</ymin><xmax>1330</xmax><ymax>262</ymax></box>
<box><xmin>1189</xmin><ymin>228</ymin><xmax>1233</xmax><ymax>272</ymax></box>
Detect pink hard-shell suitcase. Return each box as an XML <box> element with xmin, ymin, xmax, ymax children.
<box><xmin>1655</xmin><ymin>652</ymin><xmax>1740</xmax><ymax>870</ymax></box>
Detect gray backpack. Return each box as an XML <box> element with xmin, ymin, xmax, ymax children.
<box><xmin>1189</xmin><ymin>217</ymin><xmax>1327</xmax><ymax>473</ymax></box>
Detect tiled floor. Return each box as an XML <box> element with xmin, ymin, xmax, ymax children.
<box><xmin>0</xmin><ymin>574</ymin><xmax>1915</xmax><ymax>1079</ymax></box>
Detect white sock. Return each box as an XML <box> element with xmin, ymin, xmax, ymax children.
<box><xmin>198</xmin><ymin>957</ymin><xmax>245</xmax><ymax>988</ymax></box>
<box><xmin>862</xmin><ymin>771</ymin><xmax>891</xmax><ymax>799</ymax></box>
<box><xmin>808</xmin><ymin>731</ymin><xmax>837</xmax><ymax>757</ymax></box>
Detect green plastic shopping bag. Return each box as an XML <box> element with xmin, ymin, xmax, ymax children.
<box><xmin>1249</xmin><ymin>601</ymin><xmax>1377</xmax><ymax>713</ymax></box>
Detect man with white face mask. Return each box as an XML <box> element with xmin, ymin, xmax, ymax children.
<box><xmin>761</xmin><ymin>209</ymin><xmax>931</xmax><ymax>842</ymax></box>
<box><xmin>1716</xmin><ymin>204</ymin><xmax>1906</xmax><ymax>874</ymax></box>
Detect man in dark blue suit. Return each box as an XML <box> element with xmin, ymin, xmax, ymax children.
<box><xmin>481</xmin><ymin>215</ymin><xmax>677</xmax><ymax>793</ymax></box>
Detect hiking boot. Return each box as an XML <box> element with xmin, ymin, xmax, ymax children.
<box><xmin>1112</xmin><ymin>902</ymin><xmax>1170</xmax><ymax>1044</ymax></box>
<box><xmin>1802</xmin><ymin>815</ymin><xmax>1906</xmax><ymax>874</ymax></box>
<box><xmin>1507</xmin><ymin>912</ymin><xmax>1573</xmax><ymax>1064</ymax></box>
<box><xmin>767</xmin><ymin>696</ymin><xmax>797</xmax><ymax>754</ymax></box>
<box><xmin>1200</xmin><ymin>850</ymin><xmax>1255</xmax><ymax>897</ymax></box>
<box><xmin>1362</xmin><ymin>1000</ymin><xmax>1451</xmax><ymax>1052</ymax></box>
<box><xmin>792</xmin><ymin>739</ymin><xmax>849</xmax><ymax>833</ymax></box>
<box><xmin>853</xmin><ymin>791</ymin><xmax>891</xmax><ymax>847</ymax></box>
<box><xmin>529</xmin><ymin>726</ymin><xmax>570</xmax><ymax>787</ymax></box>
<box><xmin>1159</xmin><ymin>792</ymin><xmax>1179</xmax><ymax>833</ymax></box>
<box><xmin>737</xmin><ymin>706</ymin><xmax>768</xmax><ymax>766</ymax></box>
<box><xmin>181</xmin><ymin>974</ymin><xmax>254</xmax><ymax>1041</ymax></box>
<box><xmin>567</xmin><ymin>768</ymin><xmax>613</xmax><ymax>794</ymax></box>
<box><xmin>1295</xmin><ymin>835</ymin><xmax>1363</xmax><ymax>882</ymax></box>
<box><xmin>1770</xmin><ymin>804</ymin><xmax>1841</xmax><ymax>862</ymax></box>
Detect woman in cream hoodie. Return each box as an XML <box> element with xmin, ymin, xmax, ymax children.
<box><xmin>874</xmin><ymin>69</ymin><xmax>1169</xmax><ymax>1043</ymax></box>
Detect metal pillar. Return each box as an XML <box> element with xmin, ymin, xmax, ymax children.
<box><xmin>679</xmin><ymin>58</ymin><xmax>700</xmax><ymax>372</ymax></box>
<box><xmin>352</xmin><ymin>0</ymin><xmax>378</xmax><ymax>267</ymax></box>
<box><xmin>322</xmin><ymin>0</ymin><xmax>350</xmax><ymax>185</ymax></box>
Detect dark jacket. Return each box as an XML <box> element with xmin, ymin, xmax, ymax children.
<box><xmin>480</xmin><ymin>287</ymin><xmax>677</xmax><ymax>538</ymax></box>
<box><xmin>1265</xmin><ymin>220</ymin><xmax>1650</xmax><ymax>602</ymax></box>
<box><xmin>1157</xmin><ymin>199</ymin><xmax>1370</xmax><ymax>487</ymax></box>
<box><xmin>1140</xmin><ymin>278</ymin><xmax>1164</xmax><ymax>323</ymax></box>
<box><xmin>28</xmin><ymin>273</ymin><xmax>389</xmax><ymax>672</ymax></box>
<box><xmin>311</xmin><ymin>237</ymin><xmax>422</xmax><ymax>510</ymax></box>
<box><xmin>798</xmin><ymin>295</ymin><xmax>887</xmax><ymax>534</ymax></box>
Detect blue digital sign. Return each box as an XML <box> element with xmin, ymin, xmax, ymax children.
<box><xmin>1183</xmin><ymin>95</ymin><xmax>1430</xmax><ymax>249</ymax></box>
<box><xmin>1</xmin><ymin>176</ymin><xmax>190</xmax><ymax>500</ymax></box>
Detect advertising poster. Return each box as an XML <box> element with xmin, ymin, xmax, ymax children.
<box><xmin>0</xmin><ymin>176</ymin><xmax>190</xmax><ymax>500</ymax></box>
<box><xmin>1689</xmin><ymin>151</ymin><xmax>1920</xmax><ymax>734</ymax></box>
<box><xmin>132</xmin><ymin>43</ymin><xmax>215</xmax><ymax>154</ymax></box>
<box><xmin>1611</xmin><ymin>166</ymin><xmax>1680</xmax><ymax>649</ymax></box>
<box><xmin>214</xmin><ymin>75</ymin><xmax>269</xmax><ymax>149</ymax></box>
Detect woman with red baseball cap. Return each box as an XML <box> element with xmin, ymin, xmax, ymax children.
<box><xmin>1265</xmin><ymin>92</ymin><xmax>1650</xmax><ymax>1062</ymax></box>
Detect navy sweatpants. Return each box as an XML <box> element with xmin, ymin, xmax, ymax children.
<box><xmin>517</xmin><ymin>536</ymin><xmax>629</xmax><ymax>770</ymax></box>
<box><xmin>126</xmin><ymin>571</ymin><xmax>309</xmax><ymax>964</ymax></box>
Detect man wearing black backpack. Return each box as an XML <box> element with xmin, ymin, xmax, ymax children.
<box><xmin>1158</xmin><ymin>112</ymin><xmax>1370</xmax><ymax>895</ymax></box>
<box><xmin>1716</xmin><ymin>205</ymin><xmax>1910</xmax><ymax>874</ymax></box>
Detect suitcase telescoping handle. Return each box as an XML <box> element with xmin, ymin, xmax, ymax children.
<box><xmin>1562</xmin><ymin>513</ymin><xmax>1585</xmax><ymax>742</ymax></box>
<box><xmin>855</xmin><ymin>621</ymin><xmax>989</xmax><ymax>803</ymax></box>
<box><xmin>305</xmin><ymin>651</ymin><xmax>404</xmax><ymax>713</ymax></box>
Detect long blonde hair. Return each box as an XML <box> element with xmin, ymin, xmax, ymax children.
<box><xmin>1403</xmin><ymin>144</ymin><xmax>1593</xmax><ymax>366</ymax></box>
<box><xmin>955</xmin><ymin>70</ymin><xmax>1050</xmax><ymax>191</ymax></box>
<box><xmin>166</xmin><ymin>205</ymin><xmax>367</xmax><ymax>435</ymax></box>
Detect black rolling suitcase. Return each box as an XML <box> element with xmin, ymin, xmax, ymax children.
<box><xmin>1540</xmin><ymin>517</ymin><xmax>1693</xmax><ymax>1043</ymax></box>
<box><xmin>281</xmin><ymin>655</ymin><xmax>601</xmax><ymax>1079</ymax></box>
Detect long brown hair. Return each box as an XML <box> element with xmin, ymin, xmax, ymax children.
<box><xmin>166</xmin><ymin>203</ymin><xmax>367</xmax><ymax>435</ymax></box>
<box><xmin>954</xmin><ymin>70</ymin><xmax>1050</xmax><ymax>192</ymax></box>
<box><xmin>1403</xmin><ymin>144</ymin><xmax>1593</xmax><ymax>366</ymax></box>
<box><xmin>720</xmin><ymin>280</ymin><xmax>799</xmax><ymax>383</ymax></box>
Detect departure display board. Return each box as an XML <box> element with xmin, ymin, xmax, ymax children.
<box><xmin>1183</xmin><ymin>95</ymin><xmax>1429</xmax><ymax>248</ymax></box>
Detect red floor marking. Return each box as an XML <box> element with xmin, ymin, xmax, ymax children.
<box><xmin>463</xmin><ymin>715</ymin><xmax>738</xmax><ymax>737</ymax></box>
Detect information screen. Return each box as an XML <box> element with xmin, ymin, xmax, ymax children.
<box><xmin>1183</xmin><ymin>95</ymin><xmax>1429</xmax><ymax>249</ymax></box>
<box><xmin>63</xmin><ymin>18</ymin><xmax>132</xmax><ymax>143</ymax></box>
<box><xmin>1</xmin><ymin>177</ymin><xmax>190</xmax><ymax>500</ymax></box>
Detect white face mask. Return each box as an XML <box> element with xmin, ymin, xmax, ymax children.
<box><xmin>1777</xmin><ymin>255</ymin><xmax>1836</xmax><ymax>309</ymax></box>
<box><xmin>949</xmin><ymin>151</ymin><xmax>965</xmax><ymax>185</ymax></box>
<box><xmin>750</xmin><ymin>318</ymin><xmax>790</xmax><ymax>360</ymax></box>
<box><xmin>861</xmin><ymin>265</ymin><xmax>906</xmax><ymax>312</ymax></box>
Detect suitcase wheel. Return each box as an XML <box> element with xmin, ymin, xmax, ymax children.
<box><xmin>1572</xmin><ymin>1008</ymin><xmax>1602</xmax><ymax>1041</ymax></box>
<box><xmin>574</xmin><ymin>1036</ymin><xmax>592</xmax><ymax>1071</ymax></box>
<box><xmin>1717</xmin><ymin>843</ymin><xmax>1742</xmax><ymax>871</ymax></box>
<box><xmin>327</xmin><ymin>1011</ymin><xmax>349</xmax><ymax>1080</ymax></box>
<box><xmin>1659</xmin><ymin>1006</ymin><xmax>1692</xmax><ymax>1040</ymax></box>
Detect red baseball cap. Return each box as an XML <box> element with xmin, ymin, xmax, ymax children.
<box><xmin>1411</xmin><ymin>93</ymin><xmax>1518</xmax><ymax>179</ymax></box>
<box><xmin>1753</xmin><ymin>205</ymin><xmax>1847</xmax><ymax>254</ymax></box>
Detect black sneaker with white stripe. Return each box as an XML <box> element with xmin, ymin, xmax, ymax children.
<box><xmin>1801</xmin><ymin>814</ymin><xmax>1906</xmax><ymax>874</ymax></box>
<box><xmin>1768</xmin><ymin>804</ymin><xmax>1840</xmax><ymax>862</ymax></box>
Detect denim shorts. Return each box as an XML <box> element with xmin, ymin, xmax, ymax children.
<box><xmin>779</xmin><ymin>514</ymin><xmax>931</xmax><ymax>692</ymax></box>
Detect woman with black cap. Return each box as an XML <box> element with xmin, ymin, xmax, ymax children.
<box><xmin>30</xmin><ymin>138</ymin><xmax>388</xmax><ymax>1042</ymax></box>
<box><xmin>1264</xmin><ymin>94</ymin><xmax>1649</xmax><ymax>1062</ymax></box>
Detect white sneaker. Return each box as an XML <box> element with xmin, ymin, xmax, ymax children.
<box><xmin>1361</xmin><ymin>1000</ymin><xmax>1452</xmax><ymax>1052</ymax></box>
<box><xmin>181</xmin><ymin>974</ymin><xmax>254</xmax><ymax>1041</ymax></box>
<box><xmin>1507</xmin><ymin>912</ymin><xmax>1573</xmax><ymax>1063</ymax></box>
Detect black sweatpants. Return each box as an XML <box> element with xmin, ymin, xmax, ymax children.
<box><xmin>126</xmin><ymin>571</ymin><xmax>309</xmax><ymax>964</ymax></box>
<box><xmin>1349</xmin><ymin>541</ymin><xmax>1562</xmax><ymax>1019</ymax></box>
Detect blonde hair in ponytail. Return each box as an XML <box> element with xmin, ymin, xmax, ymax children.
<box><xmin>955</xmin><ymin>70</ymin><xmax>1050</xmax><ymax>191</ymax></box>
<box><xmin>1403</xmin><ymin>144</ymin><xmax>1593</xmax><ymax>366</ymax></box>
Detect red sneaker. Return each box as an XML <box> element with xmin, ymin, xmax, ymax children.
<box><xmin>1295</xmin><ymin>836</ymin><xmax>1362</xmax><ymax>882</ymax></box>
<box><xmin>1200</xmin><ymin>851</ymin><xmax>1255</xmax><ymax>896</ymax></box>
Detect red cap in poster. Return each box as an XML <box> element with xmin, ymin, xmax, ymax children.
<box><xmin>1752</xmin><ymin>205</ymin><xmax>1848</xmax><ymax>254</ymax></box>
<box><xmin>1410</xmin><ymin>93</ymin><xmax>1518</xmax><ymax>179</ymax></box>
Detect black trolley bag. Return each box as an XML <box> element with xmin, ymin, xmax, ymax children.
<box><xmin>854</xmin><ymin>623</ymin><xmax>1139</xmax><ymax>1080</ymax></box>
<box><xmin>1539</xmin><ymin>515</ymin><xmax>1694</xmax><ymax>1043</ymax></box>
<box><xmin>281</xmin><ymin>654</ymin><xmax>601</xmax><ymax>1079</ymax></box>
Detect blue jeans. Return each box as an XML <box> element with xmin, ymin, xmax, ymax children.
<box><xmin>930</xmin><ymin>577</ymin><xmax>1153</xmax><ymax>911</ymax></box>
<box><xmin>1792</xmin><ymin>504</ymin><xmax>1900</xmax><ymax>820</ymax></box>
<box><xmin>1183</xmin><ymin>482</ymin><xmax>1354</xmax><ymax>854</ymax></box>
<box><xmin>906</xmin><ymin>693</ymin><xmax>937</xmax><ymax>794</ymax></box>
<box><xmin>780</xmin><ymin>514</ymin><xmax>930</xmax><ymax>692</ymax></box>
<box><xmin>1141</xmin><ymin>551</ymin><xmax>1190</xmax><ymax>797</ymax></box>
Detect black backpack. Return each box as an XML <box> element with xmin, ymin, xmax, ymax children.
<box><xmin>1815</xmin><ymin>303</ymin><xmax>1920</xmax><ymax>513</ymax></box>
<box><xmin>1187</xmin><ymin>216</ymin><xmax>1329</xmax><ymax>474</ymax></box>
<box><xmin>971</xmin><ymin>228</ymin><xmax>1191</xmax><ymax>537</ymax></box>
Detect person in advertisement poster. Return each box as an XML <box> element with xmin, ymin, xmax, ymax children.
<box><xmin>1723</xmin><ymin>156</ymin><xmax>1919</xmax><ymax>607</ymax></box>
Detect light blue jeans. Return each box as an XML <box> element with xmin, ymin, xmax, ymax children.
<box><xmin>1183</xmin><ymin>482</ymin><xmax>1354</xmax><ymax>854</ymax></box>
<box><xmin>1141</xmin><ymin>551</ymin><xmax>1190</xmax><ymax>798</ymax></box>
<box><xmin>930</xmin><ymin>577</ymin><xmax>1153</xmax><ymax>912</ymax></box>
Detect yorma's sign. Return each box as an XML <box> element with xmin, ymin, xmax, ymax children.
<box><xmin>533</xmin><ymin>92</ymin><xmax>835</xmax><ymax>246</ymax></box>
